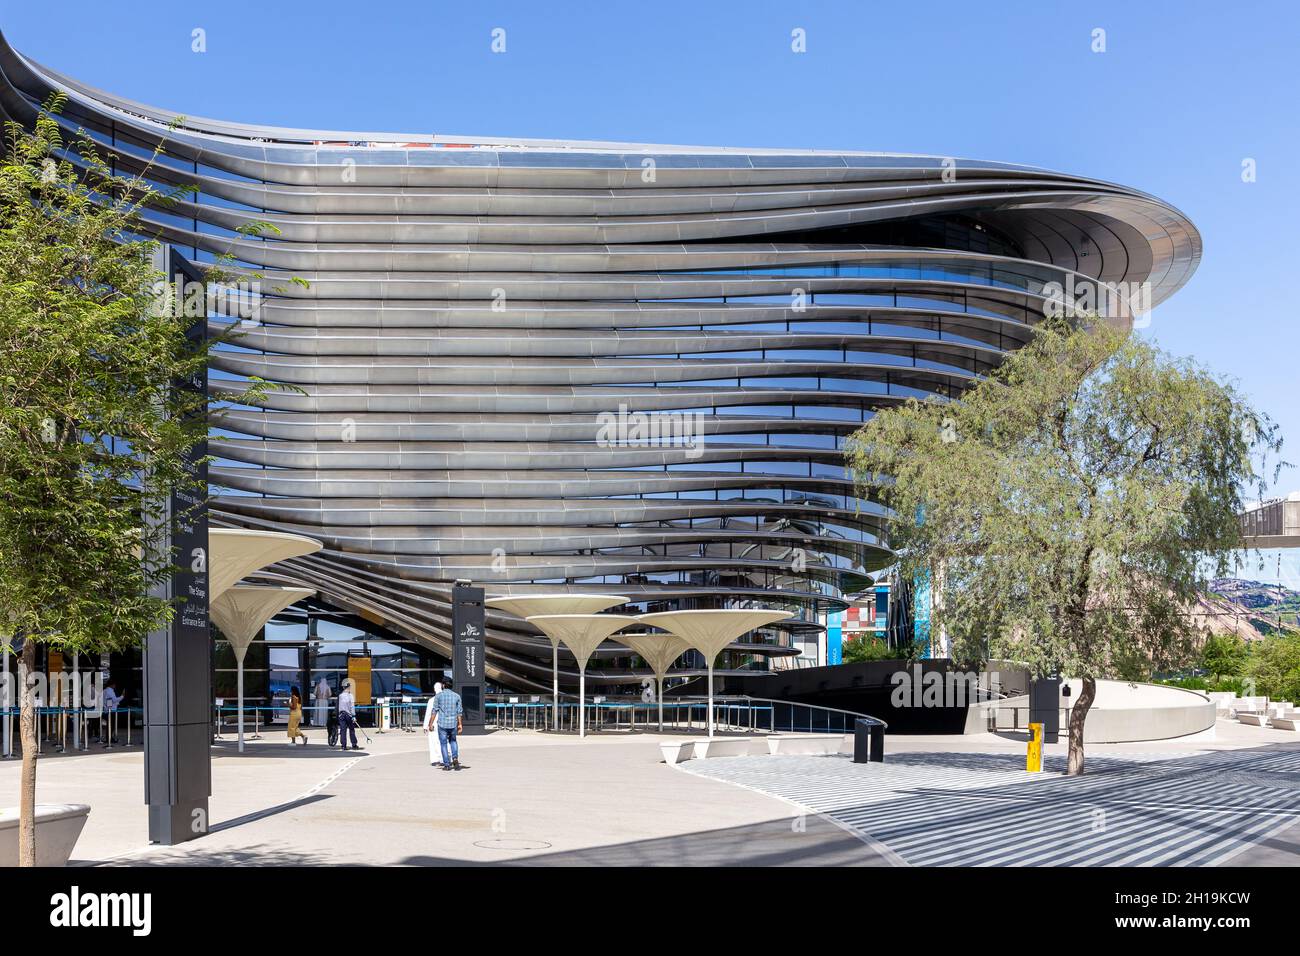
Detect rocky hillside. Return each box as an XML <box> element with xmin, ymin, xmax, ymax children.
<box><xmin>1208</xmin><ymin>578</ymin><xmax>1299</xmax><ymax>609</ymax></box>
<box><xmin>1195</xmin><ymin>578</ymin><xmax>1300</xmax><ymax>639</ymax></box>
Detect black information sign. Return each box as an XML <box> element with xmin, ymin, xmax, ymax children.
<box><xmin>1029</xmin><ymin>676</ymin><xmax>1062</xmax><ymax>744</ymax></box>
<box><xmin>452</xmin><ymin>581</ymin><xmax>486</xmax><ymax>731</ymax></box>
<box><xmin>142</xmin><ymin>247</ymin><xmax>212</xmax><ymax>845</ymax></box>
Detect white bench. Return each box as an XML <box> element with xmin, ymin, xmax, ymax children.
<box><xmin>766</xmin><ymin>733</ymin><xmax>850</xmax><ymax>756</ymax></box>
<box><xmin>1207</xmin><ymin>692</ymin><xmax>1239</xmax><ymax>716</ymax></box>
<box><xmin>1271</xmin><ymin>716</ymin><xmax>1300</xmax><ymax>731</ymax></box>
<box><xmin>692</xmin><ymin>738</ymin><xmax>756</xmax><ymax>759</ymax></box>
<box><xmin>1237</xmin><ymin>713</ymin><xmax>1267</xmax><ymax>726</ymax></box>
<box><xmin>659</xmin><ymin>741</ymin><xmax>696</xmax><ymax>765</ymax></box>
<box><xmin>1232</xmin><ymin>697</ymin><xmax>1269</xmax><ymax>716</ymax></box>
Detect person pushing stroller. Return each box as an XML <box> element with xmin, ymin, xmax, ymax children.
<box><xmin>336</xmin><ymin>678</ymin><xmax>360</xmax><ymax>750</ymax></box>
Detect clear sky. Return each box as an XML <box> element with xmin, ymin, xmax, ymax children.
<box><xmin>4</xmin><ymin>0</ymin><xmax>1298</xmax><ymax>582</ymax></box>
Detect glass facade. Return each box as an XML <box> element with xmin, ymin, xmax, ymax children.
<box><xmin>213</xmin><ymin>602</ymin><xmax>449</xmax><ymax>725</ymax></box>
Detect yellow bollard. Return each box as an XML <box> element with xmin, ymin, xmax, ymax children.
<box><xmin>1027</xmin><ymin>721</ymin><xmax>1043</xmax><ymax>772</ymax></box>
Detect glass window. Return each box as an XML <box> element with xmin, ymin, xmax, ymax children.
<box><xmin>265</xmin><ymin>619</ymin><xmax>307</xmax><ymax>642</ymax></box>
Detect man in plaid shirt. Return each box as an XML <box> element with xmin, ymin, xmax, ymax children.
<box><xmin>432</xmin><ymin>677</ymin><xmax>464</xmax><ymax>771</ymax></box>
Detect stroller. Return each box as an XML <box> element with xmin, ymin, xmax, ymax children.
<box><xmin>326</xmin><ymin>712</ymin><xmax>339</xmax><ymax>747</ymax></box>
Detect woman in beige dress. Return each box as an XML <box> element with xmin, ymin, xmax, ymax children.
<box><xmin>287</xmin><ymin>686</ymin><xmax>308</xmax><ymax>745</ymax></box>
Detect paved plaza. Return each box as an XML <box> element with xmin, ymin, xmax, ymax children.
<box><xmin>3</xmin><ymin>719</ymin><xmax>1299</xmax><ymax>866</ymax></box>
<box><xmin>684</xmin><ymin>746</ymin><xmax>1300</xmax><ymax>866</ymax></box>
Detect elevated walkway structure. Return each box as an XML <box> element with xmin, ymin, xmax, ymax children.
<box><xmin>1241</xmin><ymin>493</ymin><xmax>1300</xmax><ymax>549</ymax></box>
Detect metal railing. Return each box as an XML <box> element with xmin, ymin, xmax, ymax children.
<box><xmin>2</xmin><ymin>693</ymin><xmax>886</xmax><ymax>756</ymax></box>
<box><xmin>481</xmin><ymin>693</ymin><xmax>885</xmax><ymax>735</ymax></box>
<box><xmin>211</xmin><ymin>700</ymin><xmax>406</xmax><ymax>737</ymax></box>
<box><xmin>984</xmin><ymin>704</ymin><xmax>1069</xmax><ymax>733</ymax></box>
<box><xmin>747</xmin><ymin>695</ymin><xmax>887</xmax><ymax>733</ymax></box>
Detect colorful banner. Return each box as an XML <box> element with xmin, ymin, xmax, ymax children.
<box><xmin>874</xmin><ymin>585</ymin><xmax>889</xmax><ymax>635</ymax></box>
<box><xmin>913</xmin><ymin>568</ymin><xmax>932</xmax><ymax>658</ymax></box>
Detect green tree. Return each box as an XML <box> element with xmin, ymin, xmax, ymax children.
<box><xmin>1200</xmin><ymin>632</ymin><xmax>1249</xmax><ymax>679</ymax></box>
<box><xmin>840</xmin><ymin>634</ymin><xmax>897</xmax><ymax>663</ymax></box>
<box><xmin>0</xmin><ymin>99</ymin><xmax>287</xmax><ymax>864</ymax></box>
<box><xmin>847</xmin><ymin>318</ymin><xmax>1279</xmax><ymax>774</ymax></box>
<box><xmin>1246</xmin><ymin>633</ymin><xmax>1300</xmax><ymax>703</ymax></box>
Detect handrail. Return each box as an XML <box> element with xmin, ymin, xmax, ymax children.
<box><xmin>483</xmin><ymin>690</ymin><xmax>884</xmax><ymax>724</ymax></box>
<box><xmin>491</xmin><ymin>692</ymin><xmax>886</xmax><ymax>735</ymax></box>
<box><xmin>725</xmin><ymin>694</ymin><xmax>888</xmax><ymax>730</ymax></box>
<box><xmin>362</xmin><ymin>692</ymin><xmax>889</xmax><ymax>736</ymax></box>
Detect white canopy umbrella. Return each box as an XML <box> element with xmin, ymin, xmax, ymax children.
<box><xmin>210</xmin><ymin>586</ymin><xmax>314</xmax><ymax>752</ymax></box>
<box><xmin>638</xmin><ymin>609</ymin><xmax>791</xmax><ymax>737</ymax></box>
<box><xmin>609</xmin><ymin>631</ymin><xmax>691</xmax><ymax>732</ymax></box>
<box><xmin>485</xmin><ymin>594</ymin><xmax>628</xmax><ymax>728</ymax></box>
<box><xmin>209</xmin><ymin>529</ymin><xmax>322</xmax><ymax>602</ymax></box>
<box><xmin>525</xmin><ymin>615</ymin><xmax>638</xmax><ymax>737</ymax></box>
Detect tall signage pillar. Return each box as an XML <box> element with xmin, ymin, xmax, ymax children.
<box><xmin>143</xmin><ymin>247</ymin><xmax>212</xmax><ymax>844</ymax></box>
<box><xmin>1029</xmin><ymin>676</ymin><xmax>1062</xmax><ymax>744</ymax></box>
<box><xmin>452</xmin><ymin>580</ymin><xmax>486</xmax><ymax>733</ymax></box>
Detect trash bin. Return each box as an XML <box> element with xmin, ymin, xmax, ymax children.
<box><xmin>853</xmin><ymin>718</ymin><xmax>885</xmax><ymax>764</ymax></box>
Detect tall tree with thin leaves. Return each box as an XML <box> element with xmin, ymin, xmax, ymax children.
<box><xmin>847</xmin><ymin>318</ymin><xmax>1282</xmax><ymax>774</ymax></box>
<box><xmin>0</xmin><ymin>97</ymin><xmax>290</xmax><ymax>863</ymax></box>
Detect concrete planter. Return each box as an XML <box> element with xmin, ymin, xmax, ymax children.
<box><xmin>0</xmin><ymin>804</ymin><xmax>90</xmax><ymax>867</ymax></box>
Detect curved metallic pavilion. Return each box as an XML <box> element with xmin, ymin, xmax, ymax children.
<box><xmin>0</xmin><ymin>31</ymin><xmax>1202</xmax><ymax>692</ymax></box>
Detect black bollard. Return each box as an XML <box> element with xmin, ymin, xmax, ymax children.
<box><xmin>853</xmin><ymin>718</ymin><xmax>886</xmax><ymax>763</ymax></box>
<box><xmin>853</xmin><ymin>718</ymin><xmax>872</xmax><ymax>763</ymax></box>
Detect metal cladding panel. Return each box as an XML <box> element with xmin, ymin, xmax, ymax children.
<box><xmin>0</xmin><ymin>30</ymin><xmax>1201</xmax><ymax>692</ymax></box>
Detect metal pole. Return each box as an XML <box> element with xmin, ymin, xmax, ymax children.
<box><xmin>71</xmin><ymin>652</ymin><xmax>80</xmax><ymax>750</ymax></box>
<box><xmin>552</xmin><ymin>643</ymin><xmax>559</xmax><ymax>732</ymax></box>
<box><xmin>657</xmin><ymin>675</ymin><xmax>664</xmax><ymax>732</ymax></box>
<box><xmin>1</xmin><ymin>645</ymin><xmax>9</xmax><ymax>758</ymax></box>
<box><xmin>237</xmin><ymin>656</ymin><xmax>245</xmax><ymax>753</ymax></box>
<box><xmin>707</xmin><ymin>662</ymin><xmax>715</xmax><ymax>738</ymax></box>
<box><xmin>579</xmin><ymin>667</ymin><xmax>586</xmax><ymax>738</ymax></box>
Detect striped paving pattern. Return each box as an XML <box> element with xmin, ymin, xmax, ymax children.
<box><xmin>683</xmin><ymin>747</ymin><xmax>1300</xmax><ymax>866</ymax></box>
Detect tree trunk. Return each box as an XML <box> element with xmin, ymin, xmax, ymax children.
<box><xmin>1066</xmin><ymin>676</ymin><xmax>1095</xmax><ymax>776</ymax></box>
<box><xmin>18</xmin><ymin>638</ymin><xmax>37</xmax><ymax>866</ymax></box>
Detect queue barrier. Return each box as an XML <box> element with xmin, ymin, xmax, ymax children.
<box><xmin>211</xmin><ymin>701</ymin><xmax>418</xmax><ymax>737</ymax></box>
<box><xmin>0</xmin><ymin>705</ymin><xmax>141</xmax><ymax>757</ymax></box>
<box><xmin>213</xmin><ymin>702</ymin><xmax>342</xmax><ymax>736</ymax></box>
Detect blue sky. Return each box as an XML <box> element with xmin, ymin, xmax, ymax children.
<box><xmin>5</xmin><ymin>0</ymin><xmax>1298</xmax><ymax>583</ymax></box>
